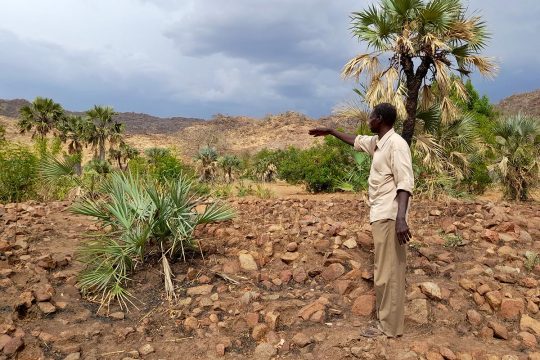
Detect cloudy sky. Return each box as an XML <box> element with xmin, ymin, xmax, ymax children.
<box><xmin>0</xmin><ymin>0</ymin><xmax>539</xmax><ymax>119</ymax></box>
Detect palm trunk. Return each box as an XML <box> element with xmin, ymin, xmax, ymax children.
<box><xmin>74</xmin><ymin>162</ymin><xmax>82</xmax><ymax>176</ymax></box>
<box><xmin>99</xmin><ymin>138</ymin><xmax>106</xmax><ymax>162</ymax></box>
<box><xmin>402</xmin><ymin>94</ymin><xmax>419</xmax><ymax>146</ymax></box>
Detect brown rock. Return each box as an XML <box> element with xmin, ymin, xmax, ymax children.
<box><xmin>488</xmin><ymin>321</ymin><xmax>509</xmax><ymax>339</ymax></box>
<box><xmin>291</xmin><ymin>332</ymin><xmax>312</xmax><ymax>348</ymax></box>
<box><xmin>298</xmin><ymin>298</ymin><xmax>328</xmax><ymax>321</ymax></box>
<box><xmin>476</xmin><ymin>284</ymin><xmax>491</xmax><ymax>295</ymax></box>
<box><xmin>216</xmin><ymin>343</ymin><xmax>226</xmax><ymax>357</ymax></box>
<box><xmin>184</xmin><ymin>316</ymin><xmax>199</xmax><ymax>331</ymax></box>
<box><xmin>333</xmin><ymin>280</ymin><xmax>351</xmax><ymax>295</ymax></box>
<box><xmin>529</xmin><ymin>353</ymin><xmax>540</xmax><ymax>360</ymax></box>
<box><xmin>518</xmin><ymin>331</ymin><xmax>537</xmax><ymax>349</ymax></box>
<box><xmin>186</xmin><ymin>285</ymin><xmax>214</xmax><ymax>296</ymax></box>
<box><xmin>406</xmin><ymin>299</ymin><xmax>429</xmax><ymax>324</ymax></box>
<box><xmin>264</xmin><ymin>311</ymin><xmax>279</xmax><ymax>330</ymax></box>
<box><xmin>419</xmin><ymin>282</ymin><xmax>443</xmax><ymax>300</ymax></box>
<box><xmin>109</xmin><ymin>311</ymin><xmax>125</xmax><ymax>320</ymax></box>
<box><xmin>286</xmin><ymin>242</ymin><xmax>298</xmax><ymax>252</ymax></box>
<box><xmin>481</xmin><ymin>229</ymin><xmax>499</xmax><ymax>243</ymax></box>
<box><xmin>499</xmin><ymin>298</ymin><xmax>524</xmax><ymax>320</ymax></box>
<box><xmin>321</xmin><ymin>263</ymin><xmax>345</xmax><ymax>281</ymax></box>
<box><xmin>0</xmin><ymin>334</ymin><xmax>11</xmax><ymax>351</ymax></box>
<box><xmin>356</xmin><ymin>233</ymin><xmax>373</xmax><ymax>248</ymax></box>
<box><xmin>245</xmin><ymin>312</ymin><xmax>259</xmax><ymax>327</ymax></box>
<box><xmin>253</xmin><ymin>343</ymin><xmax>276</xmax><ymax>359</ymax></box>
<box><xmin>426</xmin><ymin>352</ymin><xmax>444</xmax><ymax>360</ymax></box>
<box><xmin>37</xmin><ymin>302</ymin><xmax>56</xmax><ymax>314</ymax></box>
<box><xmin>440</xmin><ymin>347</ymin><xmax>457</xmax><ymax>360</ymax></box>
<box><xmin>459</xmin><ymin>278</ymin><xmax>476</xmax><ymax>292</ymax></box>
<box><xmin>139</xmin><ymin>343</ymin><xmax>155</xmax><ymax>355</ymax></box>
<box><xmin>351</xmin><ymin>295</ymin><xmax>376</xmax><ymax>316</ymax></box>
<box><xmin>520</xmin><ymin>315</ymin><xmax>540</xmax><ymax>336</ymax></box>
<box><xmin>479</xmin><ymin>326</ymin><xmax>494</xmax><ymax>339</ymax></box>
<box><xmin>14</xmin><ymin>291</ymin><xmax>34</xmax><ymax>315</ymax></box>
<box><xmin>222</xmin><ymin>260</ymin><xmax>240</xmax><ymax>274</ymax></box>
<box><xmin>239</xmin><ymin>253</ymin><xmax>258</xmax><ymax>271</ymax></box>
<box><xmin>2</xmin><ymin>336</ymin><xmax>23</xmax><ymax>356</ymax></box>
<box><xmin>279</xmin><ymin>270</ymin><xmax>292</xmax><ymax>284</ymax></box>
<box><xmin>292</xmin><ymin>267</ymin><xmax>307</xmax><ymax>283</ymax></box>
<box><xmin>527</xmin><ymin>300</ymin><xmax>539</xmax><ymax>314</ymax></box>
<box><xmin>33</xmin><ymin>283</ymin><xmax>55</xmax><ymax>302</ymax></box>
<box><xmin>485</xmin><ymin>291</ymin><xmax>502</xmax><ymax>309</ymax></box>
<box><xmin>252</xmin><ymin>324</ymin><xmax>268</xmax><ymax>341</ymax></box>
<box><xmin>467</xmin><ymin>310</ymin><xmax>482</xmax><ymax>326</ymax></box>
<box><xmin>280</xmin><ymin>252</ymin><xmax>300</xmax><ymax>263</ymax></box>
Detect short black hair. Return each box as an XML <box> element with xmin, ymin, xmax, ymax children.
<box><xmin>372</xmin><ymin>103</ymin><xmax>397</xmax><ymax>126</ymax></box>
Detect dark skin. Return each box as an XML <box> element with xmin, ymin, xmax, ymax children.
<box><xmin>309</xmin><ymin>112</ymin><xmax>412</xmax><ymax>245</ymax></box>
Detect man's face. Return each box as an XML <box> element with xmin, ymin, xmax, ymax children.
<box><xmin>368</xmin><ymin>112</ymin><xmax>382</xmax><ymax>134</ymax></box>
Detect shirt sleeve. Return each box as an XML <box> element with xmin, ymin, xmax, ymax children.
<box><xmin>391</xmin><ymin>142</ymin><xmax>414</xmax><ymax>195</ymax></box>
<box><xmin>354</xmin><ymin>135</ymin><xmax>375</xmax><ymax>155</ymax></box>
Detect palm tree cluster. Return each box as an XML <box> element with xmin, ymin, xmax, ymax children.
<box><xmin>17</xmin><ymin>98</ymin><xmax>133</xmax><ymax>174</ymax></box>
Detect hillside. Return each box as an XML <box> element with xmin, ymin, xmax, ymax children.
<box><xmin>497</xmin><ymin>89</ymin><xmax>540</xmax><ymax>118</ymax></box>
<box><xmin>0</xmin><ymin>99</ymin><xmax>360</xmax><ymax>159</ymax></box>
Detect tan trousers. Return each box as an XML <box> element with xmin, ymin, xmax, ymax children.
<box><xmin>372</xmin><ymin>219</ymin><xmax>406</xmax><ymax>337</ymax></box>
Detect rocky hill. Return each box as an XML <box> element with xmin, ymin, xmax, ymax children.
<box><xmin>0</xmin><ymin>99</ymin><xmax>360</xmax><ymax>158</ymax></box>
<box><xmin>497</xmin><ymin>89</ymin><xmax>540</xmax><ymax>118</ymax></box>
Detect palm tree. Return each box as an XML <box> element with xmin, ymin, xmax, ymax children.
<box><xmin>57</xmin><ymin>115</ymin><xmax>92</xmax><ymax>175</ymax></box>
<box><xmin>342</xmin><ymin>0</ymin><xmax>497</xmax><ymax>145</ymax></box>
<box><xmin>86</xmin><ymin>105</ymin><xmax>124</xmax><ymax>162</ymax></box>
<box><xmin>0</xmin><ymin>124</ymin><xmax>6</xmax><ymax>143</ymax></box>
<box><xmin>195</xmin><ymin>146</ymin><xmax>218</xmax><ymax>182</ymax></box>
<box><xmin>217</xmin><ymin>154</ymin><xmax>241</xmax><ymax>183</ymax></box>
<box><xmin>489</xmin><ymin>114</ymin><xmax>540</xmax><ymax>201</ymax></box>
<box><xmin>109</xmin><ymin>142</ymin><xmax>140</xmax><ymax>170</ymax></box>
<box><xmin>18</xmin><ymin>97</ymin><xmax>64</xmax><ymax>140</ymax></box>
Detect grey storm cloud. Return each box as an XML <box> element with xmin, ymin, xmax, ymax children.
<box><xmin>0</xmin><ymin>0</ymin><xmax>539</xmax><ymax>119</ymax></box>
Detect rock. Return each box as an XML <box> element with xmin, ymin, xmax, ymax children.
<box><xmin>280</xmin><ymin>252</ymin><xmax>300</xmax><ymax>263</ymax></box>
<box><xmin>467</xmin><ymin>310</ymin><xmax>482</xmax><ymax>326</ymax></box>
<box><xmin>2</xmin><ymin>336</ymin><xmax>23</xmax><ymax>356</ymax></box>
<box><xmin>351</xmin><ymin>295</ymin><xmax>376</xmax><ymax>316</ymax></box>
<box><xmin>488</xmin><ymin>321</ymin><xmax>509</xmax><ymax>339</ymax></box>
<box><xmin>109</xmin><ymin>311</ymin><xmax>125</xmax><ymax>320</ymax></box>
<box><xmin>186</xmin><ymin>285</ymin><xmax>213</xmax><ymax>296</ymax></box>
<box><xmin>139</xmin><ymin>343</ymin><xmax>155</xmax><ymax>355</ymax></box>
<box><xmin>252</xmin><ymin>324</ymin><xmax>268</xmax><ymax>341</ymax></box>
<box><xmin>215</xmin><ymin>343</ymin><xmax>226</xmax><ymax>357</ymax></box>
<box><xmin>37</xmin><ymin>302</ymin><xmax>56</xmax><ymax>314</ymax></box>
<box><xmin>286</xmin><ymin>242</ymin><xmax>298</xmax><ymax>252</ymax></box>
<box><xmin>518</xmin><ymin>331</ymin><xmax>537</xmax><ymax>349</ymax></box>
<box><xmin>238</xmin><ymin>253</ymin><xmax>258</xmax><ymax>271</ymax></box>
<box><xmin>527</xmin><ymin>300</ymin><xmax>539</xmax><ymax>314</ymax></box>
<box><xmin>439</xmin><ymin>347</ymin><xmax>456</xmax><ymax>360</ymax></box>
<box><xmin>253</xmin><ymin>343</ymin><xmax>276</xmax><ymax>359</ymax></box>
<box><xmin>264</xmin><ymin>311</ymin><xmax>279</xmax><ymax>330</ymax></box>
<box><xmin>520</xmin><ymin>315</ymin><xmax>540</xmax><ymax>336</ymax></box>
<box><xmin>0</xmin><ymin>335</ymin><xmax>11</xmax><ymax>351</ymax></box>
<box><xmin>458</xmin><ymin>278</ymin><xmax>476</xmax><ymax>292</ymax></box>
<box><xmin>497</xmin><ymin>246</ymin><xmax>517</xmax><ymax>258</ymax></box>
<box><xmin>481</xmin><ymin>229</ymin><xmax>499</xmax><ymax>243</ymax></box>
<box><xmin>64</xmin><ymin>353</ymin><xmax>81</xmax><ymax>360</ymax></box>
<box><xmin>485</xmin><ymin>291</ymin><xmax>502</xmax><ymax>309</ymax></box>
<box><xmin>14</xmin><ymin>291</ymin><xmax>34</xmax><ymax>315</ymax></box>
<box><xmin>342</xmin><ymin>238</ymin><xmax>357</xmax><ymax>249</ymax></box>
<box><xmin>33</xmin><ymin>283</ymin><xmax>55</xmax><ymax>302</ymax></box>
<box><xmin>292</xmin><ymin>267</ymin><xmax>307</xmax><ymax>283</ymax></box>
<box><xmin>528</xmin><ymin>353</ymin><xmax>540</xmax><ymax>360</ymax></box>
<box><xmin>476</xmin><ymin>284</ymin><xmax>491</xmax><ymax>295</ymax></box>
<box><xmin>419</xmin><ymin>282</ymin><xmax>443</xmax><ymax>300</ymax></box>
<box><xmin>321</xmin><ymin>263</ymin><xmax>345</xmax><ymax>281</ymax></box>
<box><xmin>426</xmin><ymin>352</ymin><xmax>444</xmax><ymax>360</ymax></box>
<box><xmin>298</xmin><ymin>298</ymin><xmax>328</xmax><ymax>322</ymax></box>
<box><xmin>184</xmin><ymin>316</ymin><xmax>199</xmax><ymax>331</ymax></box>
<box><xmin>356</xmin><ymin>233</ymin><xmax>373</xmax><ymax>248</ymax></box>
<box><xmin>245</xmin><ymin>312</ymin><xmax>259</xmax><ymax>327</ymax></box>
<box><xmin>0</xmin><ymin>269</ymin><xmax>13</xmax><ymax>278</ymax></box>
<box><xmin>291</xmin><ymin>332</ymin><xmax>312</xmax><ymax>348</ymax></box>
<box><xmin>222</xmin><ymin>260</ymin><xmax>240</xmax><ymax>274</ymax></box>
<box><xmin>499</xmin><ymin>298</ymin><xmax>524</xmax><ymax>320</ymax></box>
<box><xmin>333</xmin><ymin>280</ymin><xmax>352</xmax><ymax>295</ymax></box>
<box><xmin>406</xmin><ymin>299</ymin><xmax>429</xmax><ymax>325</ymax></box>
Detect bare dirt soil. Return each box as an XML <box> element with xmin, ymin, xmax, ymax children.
<box><xmin>1</xmin><ymin>190</ymin><xmax>540</xmax><ymax>360</ymax></box>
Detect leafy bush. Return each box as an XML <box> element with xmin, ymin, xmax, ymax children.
<box><xmin>0</xmin><ymin>144</ymin><xmax>38</xmax><ymax>202</ymax></box>
<box><xmin>72</xmin><ymin>172</ymin><xmax>235</xmax><ymax>308</ymax></box>
<box><xmin>0</xmin><ymin>124</ymin><xmax>6</xmax><ymax>143</ymax></box>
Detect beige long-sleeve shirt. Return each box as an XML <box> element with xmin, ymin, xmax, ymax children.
<box><xmin>354</xmin><ymin>128</ymin><xmax>414</xmax><ymax>223</ymax></box>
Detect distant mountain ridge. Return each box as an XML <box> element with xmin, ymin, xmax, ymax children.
<box><xmin>496</xmin><ymin>89</ymin><xmax>540</xmax><ymax>118</ymax></box>
<box><xmin>0</xmin><ymin>99</ymin><xmax>205</xmax><ymax>135</ymax></box>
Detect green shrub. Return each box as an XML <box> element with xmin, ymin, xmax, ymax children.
<box><xmin>0</xmin><ymin>144</ymin><xmax>38</xmax><ymax>202</ymax></box>
<box><xmin>72</xmin><ymin>172</ymin><xmax>235</xmax><ymax>308</ymax></box>
<box><xmin>0</xmin><ymin>124</ymin><xmax>5</xmax><ymax>143</ymax></box>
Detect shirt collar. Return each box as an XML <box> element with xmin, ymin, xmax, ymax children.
<box><xmin>376</xmin><ymin>128</ymin><xmax>395</xmax><ymax>149</ymax></box>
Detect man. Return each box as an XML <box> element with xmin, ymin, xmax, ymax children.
<box><xmin>308</xmin><ymin>103</ymin><xmax>414</xmax><ymax>338</ymax></box>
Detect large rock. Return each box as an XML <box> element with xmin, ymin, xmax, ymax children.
<box><xmin>351</xmin><ymin>295</ymin><xmax>376</xmax><ymax>316</ymax></box>
<box><xmin>298</xmin><ymin>298</ymin><xmax>329</xmax><ymax>322</ymax></box>
<box><xmin>254</xmin><ymin>343</ymin><xmax>276</xmax><ymax>359</ymax></box>
<box><xmin>499</xmin><ymin>298</ymin><xmax>524</xmax><ymax>320</ymax></box>
<box><xmin>186</xmin><ymin>285</ymin><xmax>214</xmax><ymax>296</ymax></box>
<box><xmin>406</xmin><ymin>299</ymin><xmax>429</xmax><ymax>324</ymax></box>
<box><xmin>520</xmin><ymin>315</ymin><xmax>540</xmax><ymax>336</ymax></box>
<box><xmin>419</xmin><ymin>282</ymin><xmax>443</xmax><ymax>301</ymax></box>
<box><xmin>488</xmin><ymin>321</ymin><xmax>509</xmax><ymax>340</ymax></box>
<box><xmin>321</xmin><ymin>263</ymin><xmax>345</xmax><ymax>281</ymax></box>
<box><xmin>238</xmin><ymin>253</ymin><xmax>258</xmax><ymax>271</ymax></box>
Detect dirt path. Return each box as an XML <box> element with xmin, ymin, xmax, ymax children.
<box><xmin>1</xmin><ymin>195</ymin><xmax>540</xmax><ymax>360</ymax></box>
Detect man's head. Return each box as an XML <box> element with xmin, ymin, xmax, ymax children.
<box><xmin>368</xmin><ymin>103</ymin><xmax>397</xmax><ymax>134</ymax></box>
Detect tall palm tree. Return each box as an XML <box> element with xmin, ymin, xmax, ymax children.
<box><xmin>86</xmin><ymin>105</ymin><xmax>124</xmax><ymax>162</ymax></box>
<box><xmin>18</xmin><ymin>97</ymin><xmax>64</xmax><ymax>140</ymax></box>
<box><xmin>490</xmin><ymin>114</ymin><xmax>540</xmax><ymax>201</ymax></box>
<box><xmin>217</xmin><ymin>154</ymin><xmax>241</xmax><ymax>183</ymax></box>
<box><xmin>57</xmin><ymin>115</ymin><xmax>92</xmax><ymax>175</ymax></box>
<box><xmin>342</xmin><ymin>0</ymin><xmax>497</xmax><ymax>145</ymax></box>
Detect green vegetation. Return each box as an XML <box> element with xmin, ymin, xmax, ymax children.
<box><xmin>71</xmin><ymin>172</ymin><xmax>235</xmax><ymax>308</ymax></box>
<box><xmin>443</xmin><ymin>234</ymin><xmax>464</xmax><ymax>248</ymax></box>
<box><xmin>524</xmin><ymin>251</ymin><xmax>540</xmax><ymax>272</ymax></box>
<box><xmin>0</xmin><ymin>144</ymin><xmax>38</xmax><ymax>202</ymax></box>
<box><xmin>343</xmin><ymin>0</ymin><xmax>497</xmax><ymax>144</ymax></box>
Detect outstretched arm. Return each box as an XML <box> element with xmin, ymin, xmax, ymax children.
<box><xmin>308</xmin><ymin>127</ymin><xmax>356</xmax><ymax>147</ymax></box>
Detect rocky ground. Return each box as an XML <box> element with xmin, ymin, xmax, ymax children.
<box><xmin>0</xmin><ymin>196</ymin><xmax>539</xmax><ymax>360</ymax></box>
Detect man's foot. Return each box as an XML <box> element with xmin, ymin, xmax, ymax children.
<box><xmin>359</xmin><ymin>326</ymin><xmax>384</xmax><ymax>338</ymax></box>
